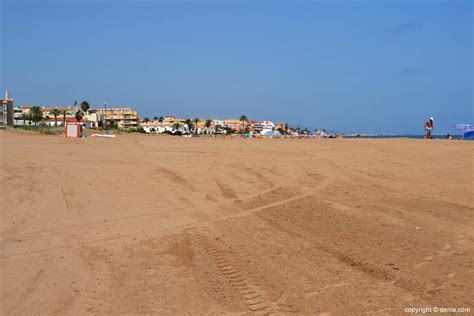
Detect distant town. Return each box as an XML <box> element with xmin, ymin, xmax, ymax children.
<box><xmin>1</xmin><ymin>91</ymin><xmax>328</xmax><ymax>137</ymax></box>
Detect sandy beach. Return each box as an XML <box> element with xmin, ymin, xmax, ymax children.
<box><xmin>1</xmin><ymin>132</ymin><xmax>473</xmax><ymax>314</ymax></box>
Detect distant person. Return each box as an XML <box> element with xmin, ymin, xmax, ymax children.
<box><xmin>447</xmin><ymin>133</ymin><xmax>452</xmax><ymax>140</ymax></box>
<box><xmin>424</xmin><ymin>117</ymin><xmax>434</xmax><ymax>139</ymax></box>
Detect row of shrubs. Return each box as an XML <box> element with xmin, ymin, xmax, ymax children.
<box><xmin>11</xmin><ymin>125</ymin><xmax>147</xmax><ymax>135</ymax></box>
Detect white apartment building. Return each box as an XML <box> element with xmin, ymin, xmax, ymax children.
<box><xmin>252</xmin><ymin>121</ymin><xmax>275</xmax><ymax>133</ymax></box>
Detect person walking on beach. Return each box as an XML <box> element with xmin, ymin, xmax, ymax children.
<box><xmin>424</xmin><ymin>117</ymin><xmax>434</xmax><ymax>139</ymax></box>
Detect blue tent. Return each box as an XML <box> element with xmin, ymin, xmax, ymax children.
<box><xmin>464</xmin><ymin>130</ymin><xmax>474</xmax><ymax>139</ymax></box>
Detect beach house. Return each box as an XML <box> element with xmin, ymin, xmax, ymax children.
<box><xmin>20</xmin><ymin>106</ymin><xmax>78</xmax><ymax>126</ymax></box>
<box><xmin>252</xmin><ymin>121</ymin><xmax>275</xmax><ymax>134</ymax></box>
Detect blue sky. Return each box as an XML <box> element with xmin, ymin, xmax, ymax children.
<box><xmin>1</xmin><ymin>0</ymin><xmax>472</xmax><ymax>134</ymax></box>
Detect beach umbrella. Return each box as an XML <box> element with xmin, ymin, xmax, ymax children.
<box><xmin>453</xmin><ymin>123</ymin><xmax>474</xmax><ymax>139</ymax></box>
<box><xmin>454</xmin><ymin>123</ymin><xmax>473</xmax><ymax>131</ymax></box>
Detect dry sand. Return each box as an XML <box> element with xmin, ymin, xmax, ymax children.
<box><xmin>1</xmin><ymin>131</ymin><xmax>473</xmax><ymax>315</ymax></box>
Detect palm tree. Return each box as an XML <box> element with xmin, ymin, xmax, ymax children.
<box><xmin>184</xmin><ymin>119</ymin><xmax>193</xmax><ymax>132</ymax></box>
<box><xmin>193</xmin><ymin>117</ymin><xmax>201</xmax><ymax>135</ymax></box>
<box><xmin>205</xmin><ymin>119</ymin><xmax>213</xmax><ymax>134</ymax></box>
<box><xmin>193</xmin><ymin>118</ymin><xmax>200</xmax><ymax>134</ymax></box>
<box><xmin>80</xmin><ymin>101</ymin><xmax>90</xmax><ymax>114</ymax></box>
<box><xmin>20</xmin><ymin>113</ymin><xmax>29</xmax><ymax>126</ymax></box>
<box><xmin>143</xmin><ymin>117</ymin><xmax>150</xmax><ymax>123</ymax></box>
<box><xmin>173</xmin><ymin>122</ymin><xmax>181</xmax><ymax>132</ymax></box>
<box><xmin>158</xmin><ymin>116</ymin><xmax>164</xmax><ymax>123</ymax></box>
<box><xmin>223</xmin><ymin>126</ymin><xmax>234</xmax><ymax>135</ymax></box>
<box><xmin>239</xmin><ymin>114</ymin><xmax>248</xmax><ymax>134</ymax></box>
<box><xmin>75</xmin><ymin>110</ymin><xmax>84</xmax><ymax>123</ymax></box>
<box><xmin>153</xmin><ymin>116</ymin><xmax>158</xmax><ymax>121</ymax></box>
<box><xmin>30</xmin><ymin>106</ymin><xmax>43</xmax><ymax>126</ymax></box>
<box><xmin>108</xmin><ymin>119</ymin><xmax>118</xmax><ymax>129</ymax></box>
<box><xmin>50</xmin><ymin>108</ymin><xmax>61</xmax><ymax>126</ymax></box>
<box><xmin>62</xmin><ymin>110</ymin><xmax>68</xmax><ymax>126</ymax></box>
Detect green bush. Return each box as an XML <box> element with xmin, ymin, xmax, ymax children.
<box><xmin>118</xmin><ymin>127</ymin><xmax>146</xmax><ymax>134</ymax></box>
<box><xmin>13</xmin><ymin>125</ymin><xmax>63</xmax><ymax>135</ymax></box>
<box><xmin>39</xmin><ymin>128</ymin><xmax>61</xmax><ymax>135</ymax></box>
<box><xmin>16</xmin><ymin>125</ymin><xmax>38</xmax><ymax>131</ymax></box>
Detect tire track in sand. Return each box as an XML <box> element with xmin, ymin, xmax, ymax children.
<box><xmin>5</xmin><ymin>174</ymin><xmax>332</xmax><ymax>258</ymax></box>
<box><xmin>186</xmin><ymin>227</ymin><xmax>282</xmax><ymax>315</ymax></box>
<box><xmin>204</xmin><ymin>175</ymin><xmax>332</xmax><ymax>225</ymax></box>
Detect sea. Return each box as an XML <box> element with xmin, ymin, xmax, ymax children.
<box><xmin>343</xmin><ymin>134</ymin><xmax>471</xmax><ymax>140</ymax></box>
